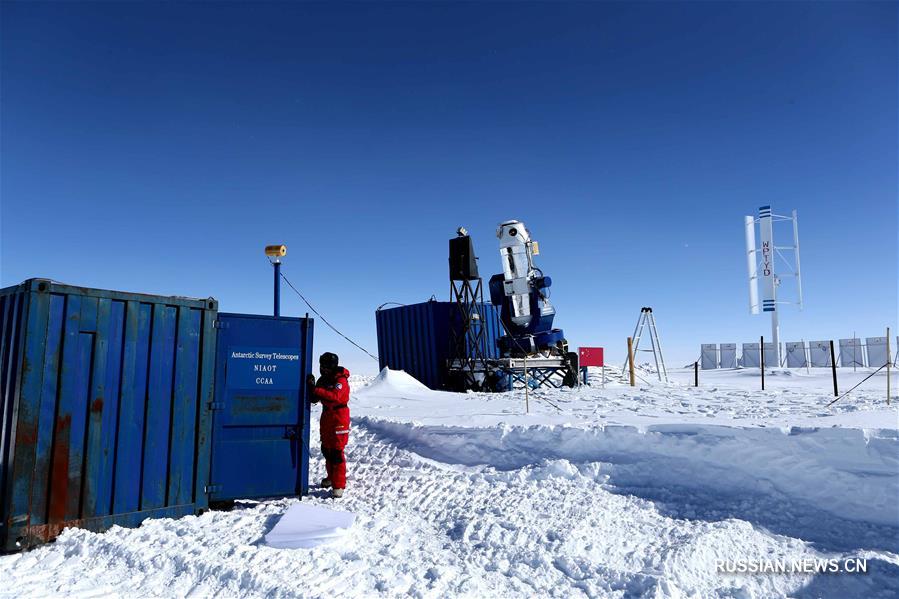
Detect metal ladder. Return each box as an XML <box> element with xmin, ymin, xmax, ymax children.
<box><xmin>622</xmin><ymin>307</ymin><xmax>669</xmax><ymax>383</ymax></box>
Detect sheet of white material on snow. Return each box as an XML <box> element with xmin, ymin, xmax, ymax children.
<box><xmin>264</xmin><ymin>503</ymin><xmax>355</xmax><ymax>548</ymax></box>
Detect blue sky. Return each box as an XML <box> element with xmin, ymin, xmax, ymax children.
<box><xmin>2</xmin><ymin>2</ymin><xmax>896</xmax><ymax>374</ymax></box>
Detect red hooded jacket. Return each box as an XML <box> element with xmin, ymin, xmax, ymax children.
<box><xmin>311</xmin><ymin>367</ymin><xmax>350</xmax><ymax>449</ymax></box>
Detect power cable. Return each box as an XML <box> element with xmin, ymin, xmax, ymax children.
<box><xmin>272</xmin><ymin>259</ymin><xmax>379</xmax><ymax>362</ymax></box>
<box><xmin>826</xmin><ymin>363</ymin><xmax>889</xmax><ymax>407</ymax></box>
<box><xmin>376</xmin><ymin>302</ymin><xmax>406</xmax><ymax>311</ymax></box>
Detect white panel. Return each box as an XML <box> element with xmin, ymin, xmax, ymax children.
<box><xmin>839</xmin><ymin>338</ymin><xmax>865</xmax><ymax>367</ymax></box>
<box><xmin>809</xmin><ymin>341</ymin><xmax>832</xmax><ymax>367</ymax></box>
<box><xmin>758</xmin><ymin>206</ymin><xmax>776</xmax><ymax>313</ymax></box>
<box><xmin>745</xmin><ymin>216</ymin><xmax>759</xmax><ymax>314</ymax></box>
<box><xmin>701</xmin><ymin>344</ymin><xmax>718</xmax><ymax>369</ymax></box>
<box><xmin>865</xmin><ymin>337</ymin><xmax>888</xmax><ymax>367</ymax></box>
<box><xmin>785</xmin><ymin>342</ymin><xmax>808</xmax><ymax>368</ymax></box>
<box><xmin>719</xmin><ymin>343</ymin><xmax>737</xmax><ymax>368</ymax></box>
<box><xmin>742</xmin><ymin>343</ymin><xmax>760</xmax><ymax>367</ymax></box>
<box><xmin>763</xmin><ymin>342</ymin><xmax>779</xmax><ymax>367</ymax></box>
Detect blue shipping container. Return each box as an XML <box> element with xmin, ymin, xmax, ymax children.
<box><xmin>209</xmin><ymin>313</ymin><xmax>313</xmax><ymax>501</ymax></box>
<box><xmin>0</xmin><ymin>279</ymin><xmax>218</xmax><ymax>550</ymax></box>
<box><xmin>375</xmin><ymin>301</ymin><xmax>503</xmax><ymax>390</ymax></box>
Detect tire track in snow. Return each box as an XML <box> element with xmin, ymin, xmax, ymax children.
<box><xmin>354</xmin><ymin>414</ymin><xmax>899</xmax><ymax>534</ymax></box>
<box><xmin>347</xmin><ymin>419</ymin><xmax>898</xmax><ymax>598</ymax></box>
<box><xmin>347</xmin><ymin>424</ymin><xmax>796</xmax><ymax>597</ymax></box>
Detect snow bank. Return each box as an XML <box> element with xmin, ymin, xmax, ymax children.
<box><xmin>352</xmin><ymin>367</ymin><xmax>898</xmax><ymax>527</ymax></box>
<box><xmin>356</xmin><ymin>418</ymin><xmax>899</xmax><ymax>527</ymax></box>
<box><xmin>355</xmin><ymin>367</ymin><xmax>429</xmax><ymax>395</ymax></box>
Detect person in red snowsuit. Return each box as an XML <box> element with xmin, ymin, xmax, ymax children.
<box><xmin>307</xmin><ymin>352</ymin><xmax>350</xmax><ymax>498</ymax></box>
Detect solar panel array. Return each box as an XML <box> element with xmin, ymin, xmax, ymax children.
<box><xmin>699</xmin><ymin>337</ymin><xmax>895</xmax><ymax>369</ymax></box>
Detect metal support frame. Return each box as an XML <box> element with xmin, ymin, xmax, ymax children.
<box><xmin>745</xmin><ymin>208</ymin><xmax>803</xmax><ymax>367</ymax></box>
<box><xmin>447</xmin><ymin>277</ymin><xmax>490</xmax><ymax>390</ymax></box>
<box><xmin>621</xmin><ymin>307</ymin><xmax>669</xmax><ymax>382</ymax></box>
<box><xmin>489</xmin><ymin>357</ymin><xmax>572</xmax><ymax>389</ymax></box>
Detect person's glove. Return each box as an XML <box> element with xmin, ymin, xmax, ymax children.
<box><xmin>306</xmin><ymin>374</ymin><xmax>319</xmax><ymax>403</ymax></box>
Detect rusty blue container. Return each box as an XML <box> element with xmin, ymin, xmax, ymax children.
<box><xmin>375</xmin><ymin>300</ymin><xmax>503</xmax><ymax>390</ymax></box>
<box><xmin>0</xmin><ymin>279</ymin><xmax>218</xmax><ymax>550</ymax></box>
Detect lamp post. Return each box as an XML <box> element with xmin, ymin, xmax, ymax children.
<box><xmin>265</xmin><ymin>244</ymin><xmax>287</xmax><ymax>317</ymax></box>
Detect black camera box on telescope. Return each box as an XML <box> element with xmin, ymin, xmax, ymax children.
<box><xmin>449</xmin><ymin>236</ymin><xmax>479</xmax><ymax>281</ymax></box>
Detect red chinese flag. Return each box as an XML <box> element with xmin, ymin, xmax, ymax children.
<box><xmin>579</xmin><ymin>347</ymin><xmax>604</xmax><ymax>367</ymax></box>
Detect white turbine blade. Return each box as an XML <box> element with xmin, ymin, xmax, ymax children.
<box><xmin>745</xmin><ymin>215</ymin><xmax>759</xmax><ymax>314</ymax></box>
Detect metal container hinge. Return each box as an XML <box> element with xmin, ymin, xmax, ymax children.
<box><xmin>208</xmin><ymin>402</ymin><xmax>225</xmax><ymax>411</ymax></box>
<box><xmin>204</xmin><ymin>484</ymin><xmax>222</xmax><ymax>494</ymax></box>
<box><xmin>213</xmin><ymin>320</ymin><xmax>229</xmax><ymax>329</ymax></box>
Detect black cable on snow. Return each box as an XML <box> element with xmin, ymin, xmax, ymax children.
<box><xmin>826</xmin><ymin>363</ymin><xmax>889</xmax><ymax>407</ymax></box>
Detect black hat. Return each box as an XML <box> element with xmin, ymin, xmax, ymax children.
<box><xmin>319</xmin><ymin>352</ymin><xmax>339</xmax><ymax>369</ymax></box>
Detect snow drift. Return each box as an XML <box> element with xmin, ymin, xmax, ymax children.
<box><xmin>357</xmin><ymin>418</ymin><xmax>898</xmax><ymax>527</ymax></box>
<box><xmin>355</xmin><ymin>367</ymin><xmax>429</xmax><ymax>395</ymax></box>
<box><xmin>355</xmin><ymin>368</ymin><xmax>898</xmax><ymax>528</ymax></box>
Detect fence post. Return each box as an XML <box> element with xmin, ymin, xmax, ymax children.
<box><xmin>829</xmin><ymin>340</ymin><xmax>838</xmax><ymax>397</ymax></box>
<box><xmin>887</xmin><ymin>327</ymin><xmax>891</xmax><ymax>406</ymax></box>
<box><xmin>694</xmin><ymin>361</ymin><xmax>699</xmax><ymax>387</ymax></box>
<box><xmin>627</xmin><ymin>337</ymin><xmax>635</xmax><ymax>387</ymax></box>
<box><xmin>760</xmin><ymin>335</ymin><xmax>765</xmax><ymax>390</ymax></box>
<box><xmin>523</xmin><ymin>354</ymin><xmax>529</xmax><ymax>413</ymax></box>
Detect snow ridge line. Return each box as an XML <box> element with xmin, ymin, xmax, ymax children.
<box><xmin>353</xmin><ymin>416</ymin><xmax>899</xmax><ymax>528</ymax></box>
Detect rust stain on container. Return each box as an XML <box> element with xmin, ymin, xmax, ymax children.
<box><xmin>15</xmin><ymin>422</ymin><xmax>37</xmax><ymax>446</ymax></box>
<box><xmin>21</xmin><ymin>520</ymin><xmax>84</xmax><ymax>543</ymax></box>
<box><xmin>91</xmin><ymin>397</ymin><xmax>104</xmax><ymax>413</ymax></box>
<box><xmin>48</xmin><ymin>415</ymin><xmax>71</xmax><ymax>524</ymax></box>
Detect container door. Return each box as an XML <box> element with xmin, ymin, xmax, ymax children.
<box><xmin>210</xmin><ymin>314</ymin><xmax>312</xmax><ymax>502</ymax></box>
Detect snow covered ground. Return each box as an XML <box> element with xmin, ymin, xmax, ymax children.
<box><xmin>2</xmin><ymin>366</ymin><xmax>897</xmax><ymax>598</ymax></box>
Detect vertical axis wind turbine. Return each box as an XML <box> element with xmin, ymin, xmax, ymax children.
<box><xmin>744</xmin><ymin>206</ymin><xmax>803</xmax><ymax>366</ymax></box>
